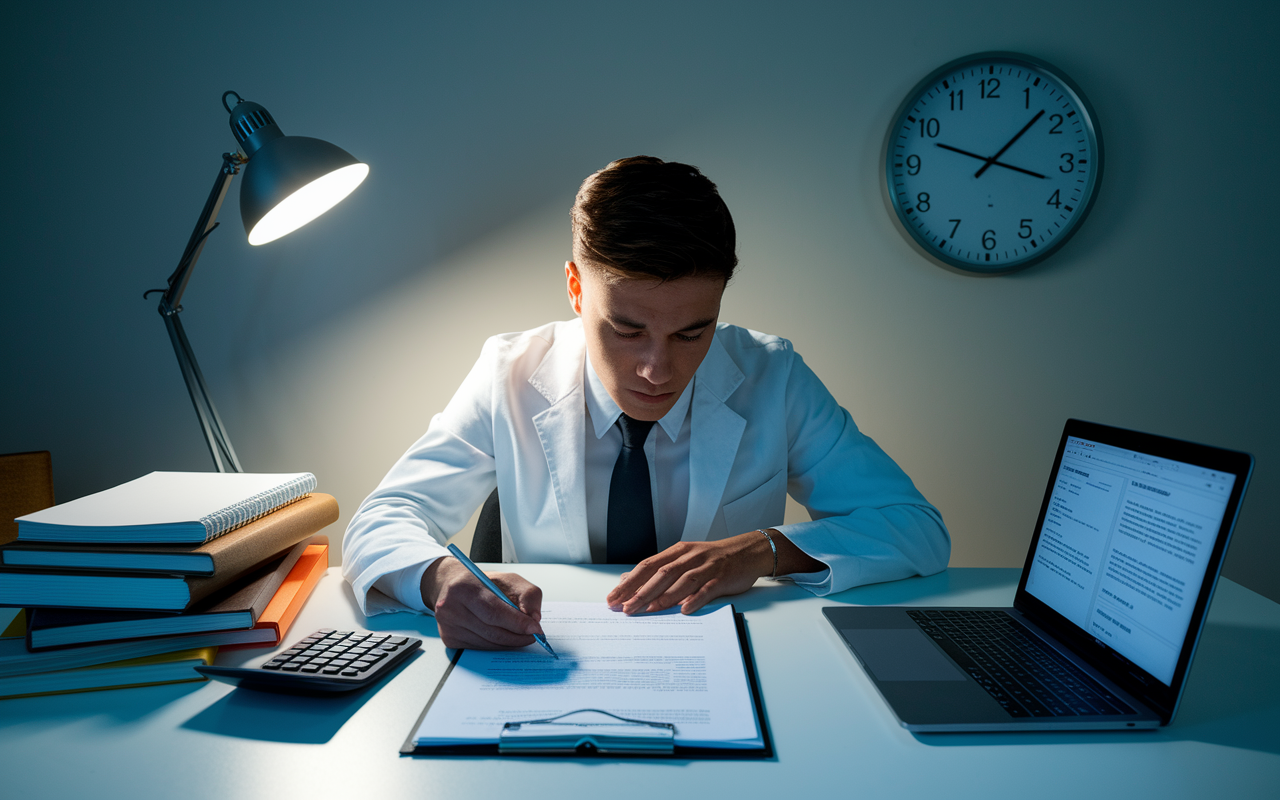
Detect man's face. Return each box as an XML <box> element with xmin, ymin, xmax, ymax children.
<box><xmin>567</xmin><ymin>261</ymin><xmax>724</xmax><ymax>422</ymax></box>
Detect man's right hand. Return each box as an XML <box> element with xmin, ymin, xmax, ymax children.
<box><xmin>420</xmin><ymin>556</ymin><xmax>545</xmax><ymax>650</ymax></box>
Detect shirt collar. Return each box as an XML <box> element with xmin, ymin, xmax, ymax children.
<box><xmin>585</xmin><ymin>353</ymin><xmax>693</xmax><ymax>443</ymax></box>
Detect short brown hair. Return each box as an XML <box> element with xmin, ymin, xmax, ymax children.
<box><xmin>571</xmin><ymin>156</ymin><xmax>737</xmax><ymax>283</ymax></box>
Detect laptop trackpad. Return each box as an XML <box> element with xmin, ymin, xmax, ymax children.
<box><xmin>842</xmin><ymin>628</ymin><xmax>967</xmax><ymax>681</ymax></box>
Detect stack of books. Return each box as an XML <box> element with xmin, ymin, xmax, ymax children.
<box><xmin>0</xmin><ymin>472</ymin><xmax>338</xmax><ymax>699</ymax></box>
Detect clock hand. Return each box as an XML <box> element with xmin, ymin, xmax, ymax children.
<box><xmin>974</xmin><ymin>110</ymin><xmax>1045</xmax><ymax>178</ymax></box>
<box><xmin>934</xmin><ymin>143</ymin><xmax>1046</xmax><ymax>179</ymax></box>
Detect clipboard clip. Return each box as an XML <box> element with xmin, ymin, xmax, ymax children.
<box><xmin>499</xmin><ymin>709</ymin><xmax>675</xmax><ymax>755</ymax></box>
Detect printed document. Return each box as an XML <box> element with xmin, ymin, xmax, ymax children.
<box><xmin>412</xmin><ymin>602</ymin><xmax>762</xmax><ymax>748</ymax></box>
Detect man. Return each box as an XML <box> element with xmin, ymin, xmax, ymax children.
<box><xmin>343</xmin><ymin>156</ymin><xmax>950</xmax><ymax>651</ymax></box>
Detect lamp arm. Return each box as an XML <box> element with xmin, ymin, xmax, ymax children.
<box><xmin>163</xmin><ymin>311</ymin><xmax>243</xmax><ymax>473</ymax></box>
<box><xmin>150</xmin><ymin>152</ymin><xmax>248</xmax><ymax>473</ymax></box>
<box><xmin>160</xmin><ymin>152</ymin><xmax>245</xmax><ymax>314</ymax></box>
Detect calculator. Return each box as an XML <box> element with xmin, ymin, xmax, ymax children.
<box><xmin>196</xmin><ymin>628</ymin><xmax>423</xmax><ymax>694</ymax></box>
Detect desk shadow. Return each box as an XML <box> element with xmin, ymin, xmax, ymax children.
<box><xmin>363</xmin><ymin>614</ymin><xmax>440</xmax><ymax>639</ymax></box>
<box><xmin>0</xmin><ymin>681</ymin><xmax>204</xmax><ymax>732</ymax></box>
<box><xmin>828</xmin><ymin>569</ymin><xmax>1018</xmax><ymax>607</ymax></box>
<box><xmin>1163</xmin><ymin>621</ymin><xmax>1280</xmax><ymax>755</ymax></box>
<box><xmin>180</xmin><ymin>652</ymin><xmax>421</xmax><ymax>744</ymax></box>
<box><xmin>409</xmin><ymin>752</ymin><xmax>720</xmax><ymax>767</ymax></box>
<box><xmin>726</xmin><ymin>584</ymin><xmax>808</xmax><ymax>614</ymax></box>
<box><xmin>553</xmin><ymin>564</ymin><xmax>627</xmax><ymax>577</ymax></box>
<box><xmin>911</xmin><ymin>621</ymin><xmax>1280</xmax><ymax>755</ymax></box>
<box><xmin>452</xmin><ymin>651</ymin><xmax>581</xmax><ymax>687</ymax></box>
<box><xmin>617</xmin><ymin>570</ymin><xmax>1018</xmax><ymax>617</ymax></box>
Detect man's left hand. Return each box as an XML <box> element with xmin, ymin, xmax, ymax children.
<box><xmin>605</xmin><ymin>531</ymin><xmax>775</xmax><ymax>615</ymax></box>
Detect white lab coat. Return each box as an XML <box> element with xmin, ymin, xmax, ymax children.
<box><xmin>342</xmin><ymin>319</ymin><xmax>950</xmax><ymax>615</ymax></box>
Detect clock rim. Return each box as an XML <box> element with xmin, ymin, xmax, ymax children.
<box><xmin>880</xmin><ymin>51</ymin><xmax>1105</xmax><ymax>276</ymax></box>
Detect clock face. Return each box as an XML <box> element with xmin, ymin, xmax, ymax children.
<box><xmin>883</xmin><ymin>52</ymin><xmax>1103</xmax><ymax>274</ymax></box>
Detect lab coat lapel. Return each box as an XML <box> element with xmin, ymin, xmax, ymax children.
<box><xmin>682</xmin><ymin>332</ymin><xmax>746</xmax><ymax>542</ymax></box>
<box><xmin>528</xmin><ymin>325</ymin><xmax>592</xmax><ymax>563</ymax></box>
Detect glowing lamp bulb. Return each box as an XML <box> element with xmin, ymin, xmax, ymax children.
<box><xmin>247</xmin><ymin>163</ymin><xmax>369</xmax><ymax>245</ymax></box>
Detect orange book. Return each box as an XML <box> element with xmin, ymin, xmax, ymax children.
<box><xmin>221</xmin><ymin>541</ymin><xmax>329</xmax><ymax>650</ymax></box>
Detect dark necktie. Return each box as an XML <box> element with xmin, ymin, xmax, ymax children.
<box><xmin>606</xmin><ymin>414</ymin><xmax>658</xmax><ymax>564</ymax></box>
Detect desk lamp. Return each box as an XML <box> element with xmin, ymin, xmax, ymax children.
<box><xmin>144</xmin><ymin>91</ymin><xmax>368</xmax><ymax>472</ymax></box>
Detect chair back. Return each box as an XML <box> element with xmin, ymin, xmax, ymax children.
<box><xmin>470</xmin><ymin>488</ymin><xmax>503</xmax><ymax>562</ymax></box>
<box><xmin>0</xmin><ymin>451</ymin><xmax>54</xmax><ymax>546</ymax></box>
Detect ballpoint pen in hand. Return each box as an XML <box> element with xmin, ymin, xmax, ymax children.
<box><xmin>445</xmin><ymin>543</ymin><xmax>559</xmax><ymax>659</ymax></box>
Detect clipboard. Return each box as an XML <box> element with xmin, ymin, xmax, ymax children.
<box><xmin>400</xmin><ymin>610</ymin><xmax>774</xmax><ymax>759</ymax></box>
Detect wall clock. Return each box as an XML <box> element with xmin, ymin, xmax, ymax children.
<box><xmin>882</xmin><ymin>52</ymin><xmax>1103</xmax><ymax>275</ymax></box>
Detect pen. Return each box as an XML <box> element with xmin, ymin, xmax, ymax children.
<box><xmin>445</xmin><ymin>543</ymin><xmax>558</xmax><ymax>659</ymax></box>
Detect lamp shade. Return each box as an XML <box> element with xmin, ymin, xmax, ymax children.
<box><xmin>226</xmin><ymin>94</ymin><xmax>368</xmax><ymax>246</ymax></box>
<box><xmin>240</xmin><ymin>137</ymin><xmax>368</xmax><ymax>245</ymax></box>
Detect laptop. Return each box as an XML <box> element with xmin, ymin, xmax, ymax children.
<box><xmin>824</xmin><ymin>419</ymin><xmax>1253</xmax><ymax>731</ymax></box>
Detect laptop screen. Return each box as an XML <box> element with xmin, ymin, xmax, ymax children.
<box><xmin>1024</xmin><ymin>435</ymin><xmax>1237</xmax><ymax>686</ymax></box>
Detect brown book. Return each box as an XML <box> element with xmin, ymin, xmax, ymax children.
<box><xmin>1</xmin><ymin>493</ymin><xmax>337</xmax><ymax>575</ymax></box>
<box><xmin>219</xmin><ymin>540</ymin><xmax>329</xmax><ymax>651</ymax></box>
<box><xmin>0</xmin><ymin>495</ymin><xmax>338</xmax><ymax>612</ymax></box>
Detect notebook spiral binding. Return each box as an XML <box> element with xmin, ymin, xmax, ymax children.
<box><xmin>199</xmin><ymin>473</ymin><xmax>316</xmax><ymax>541</ymax></box>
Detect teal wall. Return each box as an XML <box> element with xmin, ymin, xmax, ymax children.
<box><xmin>3</xmin><ymin>2</ymin><xmax>1277</xmax><ymax>601</ymax></box>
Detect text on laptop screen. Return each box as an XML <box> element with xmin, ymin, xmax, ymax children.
<box><xmin>1025</xmin><ymin>436</ymin><xmax>1236</xmax><ymax>685</ymax></box>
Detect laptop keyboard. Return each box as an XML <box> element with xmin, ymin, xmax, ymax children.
<box><xmin>907</xmin><ymin>610</ymin><xmax>1136</xmax><ymax>718</ymax></box>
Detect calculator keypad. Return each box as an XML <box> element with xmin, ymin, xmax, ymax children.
<box><xmin>195</xmin><ymin>628</ymin><xmax>423</xmax><ymax>694</ymax></box>
<box><xmin>260</xmin><ymin>630</ymin><xmax>413</xmax><ymax>679</ymax></box>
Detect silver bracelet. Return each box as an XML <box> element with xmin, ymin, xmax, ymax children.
<box><xmin>758</xmin><ymin>529</ymin><xmax>778</xmax><ymax>579</ymax></box>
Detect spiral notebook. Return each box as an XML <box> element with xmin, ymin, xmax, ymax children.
<box><xmin>13</xmin><ymin>472</ymin><xmax>316</xmax><ymax>544</ymax></box>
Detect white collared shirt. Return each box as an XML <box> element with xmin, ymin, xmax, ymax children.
<box><xmin>373</xmin><ymin>352</ymin><xmax>696</xmax><ymax>607</ymax></box>
<box><xmin>583</xmin><ymin>352</ymin><xmax>693</xmax><ymax>563</ymax></box>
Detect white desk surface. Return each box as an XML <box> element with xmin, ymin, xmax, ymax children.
<box><xmin>1</xmin><ymin>566</ymin><xmax>1277</xmax><ymax>799</ymax></box>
